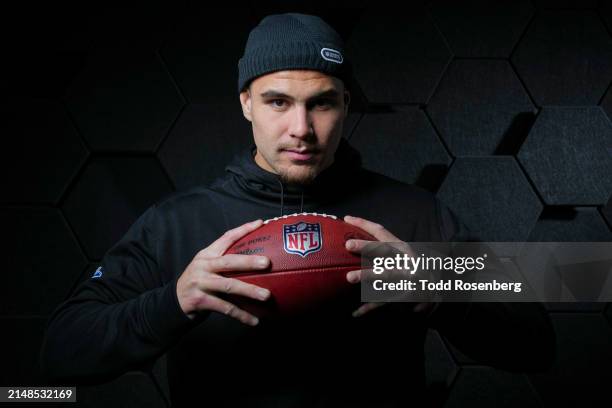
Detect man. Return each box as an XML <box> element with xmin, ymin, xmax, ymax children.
<box><xmin>40</xmin><ymin>13</ymin><xmax>554</xmax><ymax>407</ymax></box>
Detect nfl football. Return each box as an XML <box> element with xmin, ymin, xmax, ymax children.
<box><xmin>222</xmin><ymin>213</ymin><xmax>376</xmax><ymax>317</ymax></box>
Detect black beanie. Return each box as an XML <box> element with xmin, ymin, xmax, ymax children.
<box><xmin>237</xmin><ymin>13</ymin><xmax>350</xmax><ymax>93</ymax></box>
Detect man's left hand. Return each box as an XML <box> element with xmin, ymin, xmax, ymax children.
<box><xmin>343</xmin><ymin>215</ymin><xmax>436</xmax><ymax>318</ymax></box>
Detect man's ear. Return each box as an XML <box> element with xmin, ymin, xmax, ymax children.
<box><xmin>239</xmin><ymin>88</ymin><xmax>253</xmax><ymax>122</ymax></box>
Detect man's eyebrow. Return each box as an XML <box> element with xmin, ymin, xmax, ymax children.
<box><xmin>260</xmin><ymin>90</ymin><xmax>290</xmax><ymax>99</ymax></box>
<box><xmin>259</xmin><ymin>89</ymin><xmax>341</xmax><ymax>100</ymax></box>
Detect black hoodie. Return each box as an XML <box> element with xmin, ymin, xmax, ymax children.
<box><xmin>40</xmin><ymin>139</ymin><xmax>555</xmax><ymax>407</ymax></box>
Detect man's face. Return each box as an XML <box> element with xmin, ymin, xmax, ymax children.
<box><xmin>239</xmin><ymin>70</ymin><xmax>350</xmax><ymax>185</ymax></box>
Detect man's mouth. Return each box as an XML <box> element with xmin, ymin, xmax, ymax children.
<box><xmin>281</xmin><ymin>148</ymin><xmax>318</xmax><ymax>162</ymax></box>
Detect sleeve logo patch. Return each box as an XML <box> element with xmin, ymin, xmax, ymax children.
<box><xmin>92</xmin><ymin>266</ymin><xmax>103</xmax><ymax>279</ymax></box>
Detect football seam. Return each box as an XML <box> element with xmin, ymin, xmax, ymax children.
<box><xmin>221</xmin><ymin>264</ymin><xmax>359</xmax><ymax>278</ymax></box>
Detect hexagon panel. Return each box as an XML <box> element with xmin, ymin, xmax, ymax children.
<box><xmin>249</xmin><ymin>3</ymin><xmax>367</xmax><ymax>44</ymax></box>
<box><xmin>528</xmin><ymin>207</ymin><xmax>612</xmax><ymax>242</ymax></box>
<box><xmin>160</xmin><ymin>7</ymin><xmax>254</xmax><ymax>104</ymax></box>
<box><xmin>517</xmin><ymin>107</ymin><xmax>612</xmax><ymax>205</ymax></box>
<box><xmin>424</xmin><ymin>329</ymin><xmax>458</xmax><ymax>407</ymax></box>
<box><xmin>528</xmin><ymin>207</ymin><xmax>612</xmax><ymax>313</ymax></box>
<box><xmin>350</xmin><ymin>107</ymin><xmax>451</xmax><ymax>191</ymax></box>
<box><xmin>1</xmin><ymin>318</ymin><xmax>48</xmax><ymax>385</ymax></box>
<box><xmin>445</xmin><ymin>368</ymin><xmax>540</xmax><ymax>408</ymax></box>
<box><xmin>601</xmin><ymin>0</ymin><xmax>612</xmax><ymax>35</ymax></box>
<box><xmin>512</xmin><ymin>11</ymin><xmax>612</xmax><ymax>106</ymax></box>
<box><xmin>0</xmin><ymin>98</ymin><xmax>88</xmax><ymax>204</ymax></box>
<box><xmin>599</xmin><ymin>82</ymin><xmax>612</xmax><ymax>123</ymax></box>
<box><xmin>602</xmin><ymin>196</ymin><xmax>612</xmax><ymax>229</ymax></box>
<box><xmin>437</xmin><ymin>157</ymin><xmax>542</xmax><ymax>241</ymax></box>
<box><xmin>79</xmin><ymin>4</ymin><xmax>179</xmax><ymax>50</ymax></box>
<box><xmin>429</xmin><ymin>0</ymin><xmax>533</xmax><ymax>57</ymax></box>
<box><xmin>76</xmin><ymin>373</ymin><xmax>166</xmax><ymax>408</ymax></box>
<box><xmin>0</xmin><ymin>3</ymin><xmax>89</xmax><ymax>98</ymax></box>
<box><xmin>534</xmin><ymin>0</ymin><xmax>598</xmax><ymax>9</ymax></box>
<box><xmin>158</xmin><ymin>103</ymin><xmax>253</xmax><ymax>190</ymax></box>
<box><xmin>61</xmin><ymin>157</ymin><xmax>174</xmax><ymax>260</ymax></box>
<box><xmin>528</xmin><ymin>313</ymin><xmax>612</xmax><ymax>406</ymax></box>
<box><xmin>428</xmin><ymin>60</ymin><xmax>536</xmax><ymax>155</ymax></box>
<box><xmin>346</xmin><ymin>6</ymin><xmax>451</xmax><ymax>104</ymax></box>
<box><xmin>2</xmin><ymin>208</ymin><xmax>87</xmax><ymax>315</ymax></box>
<box><xmin>2</xmin><ymin>52</ymin><xmax>88</xmax><ymax>99</ymax></box>
<box><xmin>342</xmin><ymin>111</ymin><xmax>363</xmax><ymax>141</ymax></box>
<box><xmin>65</xmin><ymin>49</ymin><xmax>184</xmax><ymax>152</ymax></box>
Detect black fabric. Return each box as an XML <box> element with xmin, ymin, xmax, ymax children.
<box><xmin>40</xmin><ymin>139</ymin><xmax>555</xmax><ymax>407</ymax></box>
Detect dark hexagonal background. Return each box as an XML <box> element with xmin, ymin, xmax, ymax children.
<box><xmin>428</xmin><ymin>60</ymin><xmax>536</xmax><ymax>155</ymax></box>
<box><xmin>350</xmin><ymin>107</ymin><xmax>451</xmax><ymax>191</ymax></box>
<box><xmin>528</xmin><ymin>207</ymin><xmax>612</xmax><ymax>242</ymax></box>
<box><xmin>2</xmin><ymin>208</ymin><xmax>87</xmax><ymax>315</ymax></box>
<box><xmin>517</xmin><ymin>107</ymin><xmax>612</xmax><ymax>206</ymax></box>
<box><xmin>65</xmin><ymin>49</ymin><xmax>185</xmax><ymax>152</ymax></box>
<box><xmin>528</xmin><ymin>314</ymin><xmax>612</xmax><ymax>406</ymax></box>
<box><xmin>0</xmin><ymin>98</ymin><xmax>88</xmax><ymax>204</ymax></box>
<box><xmin>424</xmin><ymin>329</ymin><xmax>458</xmax><ymax>407</ymax></box>
<box><xmin>512</xmin><ymin>10</ymin><xmax>612</xmax><ymax>106</ymax></box>
<box><xmin>0</xmin><ymin>318</ymin><xmax>49</xmax><ymax>385</ymax></box>
<box><xmin>5</xmin><ymin>3</ymin><xmax>612</xmax><ymax>407</ymax></box>
<box><xmin>61</xmin><ymin>157</ymin><xmax>174</xmax><ymax>260</ymax></box>
<box><xmin>437</xmin><ymin>157</ymin><xmax>543</xmax><ymax>241</ymax></box>
<box><xmin>160</xmin><ymin>7</ymin><xmax>254</xmax><ymax>105</ymax></box>
<box><xmin>444</xmin><ymin>368</ymin><xmax>541</xmax><ymax>408</ymax></box>
<box><xmin>429</xmin><ymin>0</ymin><xmax>533</xmax><ymax>58</ymax></box>
<box><xmin>602</xmin><ymin>196</ymin><xmax>612</xmax><ymax>229</ymax></box>
<box><xmin>158</xmin><ymin>103</ymin><xmax>253</xmax><ymax>190</ymax></box>
<box><xmin>534</xmin><ymin>0</ymin><xmax>598</xmax><ymax>9</ymax></box>
<box><xmin>346</xmin><ymin>5</ymin><xmax>451</xmax><ymax>104</ymax></box>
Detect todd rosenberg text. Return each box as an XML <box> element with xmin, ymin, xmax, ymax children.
<box><xmin>372</xmin><ymin>279</ymin><xmax>523</xmax><ymax>293</ymax></box>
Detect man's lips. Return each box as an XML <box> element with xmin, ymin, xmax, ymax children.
<box><xmin>281</xmin><ymin>148</ymin><xmax>318</xmax><ymax>161</ymax></box>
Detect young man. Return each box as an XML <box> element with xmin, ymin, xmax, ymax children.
<box><xmin>40</xmin><ymin>13</ymin><xmax>554</xmax><ymax>407</ymax></box>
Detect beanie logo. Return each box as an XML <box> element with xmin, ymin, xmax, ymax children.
<box><xmin>320</xmin><ymin>48</ymin><xmax>343</xmax><ymax>64</ymax></box>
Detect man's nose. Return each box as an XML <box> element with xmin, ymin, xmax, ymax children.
<box><xmin>288</xmin><ymin>105</ymin><xmax>313</xmax><ymax>139</ymax></box>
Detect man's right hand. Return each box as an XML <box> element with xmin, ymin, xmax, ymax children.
<box><xmin>176</xmin><ymin>219</ymin><xmax>271</xmax><ymax>326</ymax></box>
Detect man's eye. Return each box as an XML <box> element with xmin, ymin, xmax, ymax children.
<box><xmin>271</xmin><ymin>99</ymin><xmax>286</xmax><ymax>108</ymax></box>
<box><xmin>313</xmin><ymin>99</ymin><xmax>335</xmax><ymax>109</ymax></box>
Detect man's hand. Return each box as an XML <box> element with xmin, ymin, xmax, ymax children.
<box><xmin>343</xmin><ymin>215</ymin><xmax>436</xmax><ymax>317</ymax></box>
<box><xmin>176</xmin><ymin>219</ymin><xmax>271</xmax><ymax>326</ymax></box>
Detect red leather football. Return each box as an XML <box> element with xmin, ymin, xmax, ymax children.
<box><xmin>222</xmin><ymin>213</ymin><xmax>376</xmax><ymax>317</ymax></box>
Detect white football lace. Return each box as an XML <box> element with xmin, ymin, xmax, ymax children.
<box><xmin>263</xmin><ymin>212</ymin><xmax>338</xmax><ymax>224</ymax></box>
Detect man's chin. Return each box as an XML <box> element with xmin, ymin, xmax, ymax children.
<box><xmin>277</xmin><ymin>165</ymin><xmax>319</xmax><ymax>186</ymax></box>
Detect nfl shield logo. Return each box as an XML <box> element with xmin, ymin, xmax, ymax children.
<box><xmin>283</xmin><ymin>221</ymin><xmax>322</xmax><ymax>257</ymax></box>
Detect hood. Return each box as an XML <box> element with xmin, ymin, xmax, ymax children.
<box><xmin>216</xmin><ymin>138</ymin><xmax>362</xmax><ymax>216</ymax></box>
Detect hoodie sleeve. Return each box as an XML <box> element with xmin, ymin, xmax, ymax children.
<box><xmin>39</xmin><ymin>204</ymin><xmax>199</xmax><ymax>385</ymax></box>
<box><xmin>426</xmin><ymin>201</ymin><xmax>556</xmax><ymax>372</ymax></box>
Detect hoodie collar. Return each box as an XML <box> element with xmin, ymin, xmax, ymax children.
<box><xmin>222</xmin><ymin>138</ymin><xmax>362</xmax><ymax>214</ymax></box>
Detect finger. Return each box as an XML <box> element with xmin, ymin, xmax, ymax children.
<box><xmin>352</xmin><ymin>302</ymin><xmax>386</xmax><ymax>318</ymax></box>
<box><xmin>194</xmin><ymin>254</ymin><xmax>270</xmax><ymax>274</ymax></box>
<box><xmin>201</xmin><ymin>275</ymin><xmax>271</xmax><ymax>302</ymax></box>
<box><xmin>202</xmin><ymin>219</ymin><xmax>264</xmax><ymax>257</ymax></box>
<box><xmin>346</xmin><ymin>269</ymin><xmax>362</xmax><ymax>284</ymax></box>
<box><xmin>346</xmin><ymin>240</ymin><xmax>414</xmax><ymax>266</ymax></box>
<box><xmin>345</xmin><ymin>239</ymin><xmax>375</xmax><ymax>254</ymax></box>
<box><xmin>196</xmin><ymin>292</ymin><xmax>260</xmax><ymax>326</ymax></box>
<box><xmin>344</xmin><ymin>215</ymin><xmax>399</xmax><ymax>242</ymax></box>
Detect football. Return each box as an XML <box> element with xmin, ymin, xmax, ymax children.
<box><xmin>222</xmin><ymin>213</ymin><xmax>376</xmax><ymax>317</ymax></box>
